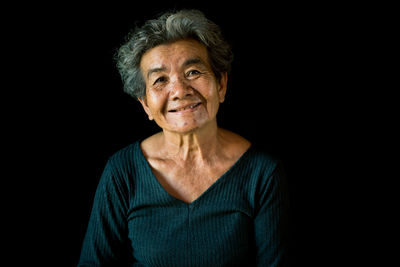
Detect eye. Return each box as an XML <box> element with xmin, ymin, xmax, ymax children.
<box><xmin>186</xmin><ymin>69</ymin><xmax>201</xmax><ymax>77</ymax></box>
<box><xmin>153</xmin><ymin>76</ymin><xmax>167</xmax><ymax>85</ymax></box>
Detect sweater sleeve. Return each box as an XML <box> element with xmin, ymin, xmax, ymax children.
<box><xmin>78</xmin><ymin>159</ymin><xmax>133</xmax><ymax>266</ymax></box>
<box><xmin>254</xmin><ymin>160</ymin><xmax>290</xmax><ymax>267</ymax></box>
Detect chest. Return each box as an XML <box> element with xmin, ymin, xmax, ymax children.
<box><xmin>127</xmin><ymin>190</ymin><xmax>254</xmax><ymax>266</ymax></box>
<box><xmin>148</xmin><ymin>159</ymin><xmax>232</xmax><ymax>204</ymax></box>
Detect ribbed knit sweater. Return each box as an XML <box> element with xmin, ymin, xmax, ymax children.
<box><xmin>78</xmin><ymin>140</ymin><xmax>289</xmax><ymax>267</ymax></box>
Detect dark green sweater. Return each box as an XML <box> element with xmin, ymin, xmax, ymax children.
<box><xmin>78</xmin><ymin>141</ymin><xmax>289</xmax><ymax>266</ymax></box>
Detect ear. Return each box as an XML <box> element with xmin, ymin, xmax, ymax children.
<box><xmin>218</xmin><ymin>72</ymin><xmax>228</xmax><ymax>103</ymax></box>
<box><xmin>137</xmin><ymin>97</ymin><xmax>154</xmax><ymax>121</ymax></box>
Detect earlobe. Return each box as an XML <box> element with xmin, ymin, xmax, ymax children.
<box><xmin>218</xmin><ymin>72</ymin><xmax>228</xmax><ymax>103</ymax></box>
<box><xmin>138</xmin><ymin>97</ymin><xmax>154</xmax><ymax>121</ymax></box>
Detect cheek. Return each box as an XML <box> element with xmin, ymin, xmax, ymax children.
<box><xmin>206</xmin><ymin>99</ymin><xmax>220</xmax><ymax>116</ymax></box>
<box><xmin>202</xmin><ymin>85</ymin><xmax>221</xmax><ymax>112</ymax></box>
<box><xmin>195</xmin><ymin>79</ymin><xmax>218</xmax><ymax>99</ymax></box>
<box><xmin>147</xmin><ymin>91</ymin><xmax>167</xmax><ymax>113</ymax></box>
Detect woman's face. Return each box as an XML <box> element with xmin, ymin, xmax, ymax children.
<box><xmin>139</xmin><ymin>39</ymin><xmax>227</xmax><ymax>134</ymax></box>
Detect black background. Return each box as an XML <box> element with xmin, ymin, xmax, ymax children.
<box><xmin>4</xmin><ymin>1</ymin><xmax>392</xmax><ymax>266</ymax></box>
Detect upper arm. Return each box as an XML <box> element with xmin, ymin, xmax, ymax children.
<box><xmin>78</xmin><ymin>160</ymin><xmax>133</xmax><ymax>266</ymax></box>
<box><xmin>254</xmin><ymin>161</ymin><xmax>290</xmax><ymax>267</ymax></box>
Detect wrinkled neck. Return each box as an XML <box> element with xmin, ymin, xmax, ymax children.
<box><xmin>162</xmin><ymin>120</ymin><xmax>220</xmax><ymax>162</ymax></box>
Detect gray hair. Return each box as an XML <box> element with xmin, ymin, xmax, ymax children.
<box><xmin>115</xmin><ymin>9</ymin><xmax>233</xmax><ymax>99</ymax></box>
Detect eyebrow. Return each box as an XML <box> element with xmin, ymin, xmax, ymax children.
<box><xmin>147</xmin><ymin>67</ymin><xmax>167</xmax><ymax>78</ymax></box>
<box><xmin>183</xmin><ymin>57</ymin><xmax>205</xmax><ymax>67</ymax></box>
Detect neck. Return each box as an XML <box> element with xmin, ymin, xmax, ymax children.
<box><xmin>161</xmin><ymin>121</ymin><xmax>220</xmax><ymax>162</ymax></box>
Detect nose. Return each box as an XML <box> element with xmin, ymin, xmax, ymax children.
<box><xmin>169</xmin><ymin>77</ymin><xmax>194</xmax><ymax>100</ymax></box>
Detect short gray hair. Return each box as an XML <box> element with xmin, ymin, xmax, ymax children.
<box><xmin>115</xmin><ymin>9</ymin><xmax>233</xmax><ymax>99</ymax></box>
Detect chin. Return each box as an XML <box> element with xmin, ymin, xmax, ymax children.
<box><xmin>162</xmin><ymin>116</ymin><xmax>205</xmax><ymax>131</ymax></box>
<box><xmin>160</xmin><ymin>114</ymin><xmax>216</xmax><ymax>134</ymax></box>
<box><xmin>169</xmin><ymin>125</ymin><xmax>201</xmax><ymax>135</ymax></box>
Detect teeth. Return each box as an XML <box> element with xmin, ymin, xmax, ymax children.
<box><xmin>171</xmin><ymin>103</ymin><xmax>199</xmax><ymax>112</ymax></box>
<box><xmin>181</xmin><ymin>104</ymin><xmax>197</xmax><ymax>110</ymax></box>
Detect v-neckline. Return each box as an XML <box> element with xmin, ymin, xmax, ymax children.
<box><xmin>136</xmin><ymin>141</ymin><xmax>252</xmax><ymax>206</ymax></box>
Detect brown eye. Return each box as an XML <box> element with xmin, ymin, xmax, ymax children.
<box><xmin>187</xmin><ymin>70</ymin><xmax>200</xmax><ymax>76</ymax></box>
<box><xmin>153</xmin><ymin>76</ymin><xmax>167</xmax><ymax>85</ymax></box>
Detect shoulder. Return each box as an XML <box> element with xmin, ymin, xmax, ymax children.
<box><xmin>248</xmin><ymin>146</ymin><xmax>279</xmax><ymax>165</ymax></box>
<box><xmin>243</xmin><ymin>145</ymin><xmax>288</xmax><ymax>203</ymax></box>
<box><xmin>108</xmin><ymin>141</ymin><xmax>139</xmax><ymax>163</ymax></box>
<box><xmin>218</xmin><ymin>128</ymin><xmax>280</xmax><ymax>174</ymax></box>
<box><xmin>244</xmin><ymin>144</ymin><xmax>283</xmax><ymax>178</ymax></box>
<box><xmin>97</xmin><ymin>140</ymin><xmax>147</xmax><ymax>193</ymax></box>
<box><xmin>105</xmin><ymin>140</ymin><xmax>144</xmax><ymax>177</ymax></box>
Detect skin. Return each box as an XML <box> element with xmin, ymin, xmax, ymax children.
<box><xmin>138</xmin><ymin>39</ymin><xmax>250</xmax><ymax>203</ymax></box>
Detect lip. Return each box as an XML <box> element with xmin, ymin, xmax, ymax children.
<box><xmin>168</xmin><ymin>102</ymin><xmax>202</xmax><ymax>113</ymax></box>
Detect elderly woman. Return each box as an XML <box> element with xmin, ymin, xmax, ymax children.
<box><xmin>78</xmin><ymin>9</ymin><xmax>289</xmax><ymax>267</ymax></box>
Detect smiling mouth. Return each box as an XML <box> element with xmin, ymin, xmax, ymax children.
<box><xmin>168</xmin><ymin>102</ymin><xmax>202</xmax><ymax>113</ymax></box>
